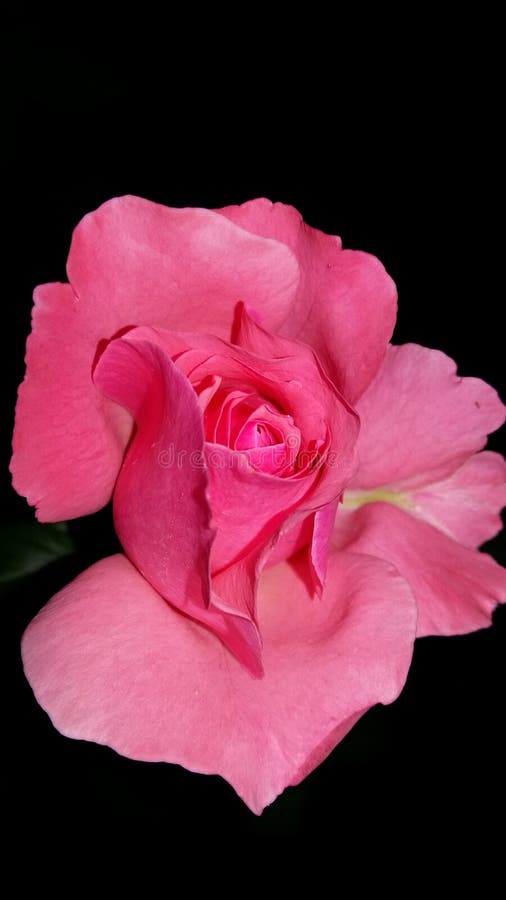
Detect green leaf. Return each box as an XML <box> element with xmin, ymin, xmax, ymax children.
<box><xmin>0</xmin><ymin>520</ymin><xmax>75</xmax><ymax>584</ymax></box>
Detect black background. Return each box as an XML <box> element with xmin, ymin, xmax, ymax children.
<box><xmin>2</xmin><ymin>10</ymin><xmax>504</xmax><ymax>847</ymax></box>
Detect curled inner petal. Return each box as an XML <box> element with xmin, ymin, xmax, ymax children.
<box><xmin>202</xmin><ymin>385</ymin><xmax>302</xmax><ymax>476</ymax></box>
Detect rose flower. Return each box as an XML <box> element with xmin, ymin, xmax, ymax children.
<box><xmin>11</xmin><ymin>197</ymin><xmax>506</xmax><ymax>813</ymax></box>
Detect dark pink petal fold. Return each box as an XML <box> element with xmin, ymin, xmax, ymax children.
<box><xmin>93</xmin><ymin>334</ymin><xmax>262</xmax><ymax>675</ymax></box>
<box><xmin>350</xmin><ymin>343</ymin><xmax>506</xmax><ymax>491</ymax></box>
<box><xmin>93</xmin><ymin>335</ymin><xmax>213</xmax><ymax>610</ymax></box>
<box><xmin>333</xmin><ymin>502</ymin><xmax>506</xmax><ymax>637</ymax></box>
<box><xmin>310</xmin><ymin>500</ymin><xmax>340</xmax><ymax>595</ymax></box>
<box><xmin>22</xmin><ymin>551</ymin><xmax>416</xmax><ymax>814</ymax></box>
<box><xmin>219</xmin><ymin>198</ymin><xmax>397</xmax><ymax>403</ymax></box>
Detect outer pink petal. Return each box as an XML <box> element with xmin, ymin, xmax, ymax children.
<box><xmin>10</xmin><ymin>283</ymin><xmax>132</xmax><ymax>520</ymax></box>
<box><xmin>93</xmin><ymin>334</ymin><xmax>262</xmax><ymax>675</ymax></box>
<box><xmin>219</xmin><ymin>198</ymin><xmax>397</xmax><ymax>403</ymax></box>
<box><xmin>333</xmin><ymin>502</ymin><xmax>506</xmax><ymax>637</ymax></box>
<box><xmin>12</xmin><ymin>197</ymin><xmax>300</xmax><ymax>521</ymax></box>
<box><xmin>411</xmin><ymin>451</ymin><xmax>506</xmax><ymax>549</ymax></box>
<box><xmin>22</xmin><ymin>551</ymin><xmax>416</xmax><ymax>814</ymax></box>
<box><xmin>68</xmin><ymin>195</ymin><xmax>299</xmax><ymax>338</ymax></box>
<box><xmin>350</xmin><ymin>343</ymin><xmax>506</xmax><ymax>490</ymax></box>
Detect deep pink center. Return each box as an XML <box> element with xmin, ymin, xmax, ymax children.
<box><xmin>198</xmin><ymin>383</ymin><xmax>302</xmax><ymax>476</ymax></box>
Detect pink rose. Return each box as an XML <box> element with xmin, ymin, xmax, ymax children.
<box><xmin>11</xmin><ymin>196</ymin><xmax>506</xmax><ymax>814</ymax></box>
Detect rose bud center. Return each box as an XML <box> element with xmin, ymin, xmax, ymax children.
<box><xmin>202</xmin><ymin>385</ymin><xmax>302</xmax><ymax>476</ymax></box>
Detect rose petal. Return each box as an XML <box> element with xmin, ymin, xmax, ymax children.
<box><xmin>211</xmin><ymin>548</ymin><xmax>263</xmax><ymax>622</ymax></box>
<box><xmin>266</xmin><ymin>515</ymin><xmax>314</xmax><ymax>568</ymax></box>
<box><xmin>265</xmin><ymin>501</ymin><xmax>340</xmax><ymax>600</ymax></box>
<box><xmin>93</xmin><ymin>334</ymin><xmax>262</xmax><ymax>674</ymax></box>
<box><xmin>410</xmin><ymin>451</ymin><xmax>506</xmax><ymax>548</ymax></box>
<box><xmin>93</xmin><ymin>335</ymin><xmax>213</xmax><ymax>608</ymax></box>
<box><xmin>205</xmin><ymin>443</ymin><xmax>313</xmax><ymax>572</ymax></box>
<box><xmin>310</xmin><ymin>499</ymin><xmax>340</xmax><ymax>596</ymax></box>
<box><xmin>22</xmin><ymin>551</ymin><xmax>416</xmax><ymax>814</ymax></box>
<box><xmin>350</xmin><ymin>343</ymin><xmax>506</xmax><ymax>491</ymax></box>
<box><xmin>219</xmin><ymin>198</ymin><xmax>397</xmax><ymax>403</ymax></box>
<box><xmin>68</xmin><ymin>195</ymin><xmax>300</xmax><ymax>338</ymax></box>
<box><xmin>332</xmin><ymin>501</ymin><xmax>506</xmax><ymax>637</ymax></box>
<box><xmin>10</xmin><ymin>283</ymin><xmax>132</xmax><ymax>520</ymax></box>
